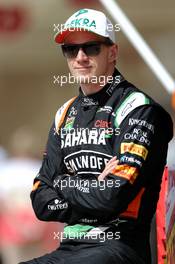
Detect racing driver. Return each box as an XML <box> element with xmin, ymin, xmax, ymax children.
<box><xmin>19</xmin><ymin>8</ymin><xmax>173</xmax><ymax>264</ymax></box>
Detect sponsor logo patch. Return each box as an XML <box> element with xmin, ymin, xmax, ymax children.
<box><xmin>97</xmin><ymin>106</ymin><xmax>113</xmax><ymax>114</ymax></box>
<box><xmin>48</xmin><ymin>199</ymin><xmax>68</xmax><ymax>210</ymax></box>
<box><xmin>66</xmin><ymin>16</ymin><xmax>96</xmax><ymax>30</ymax></box>
<box><xmin>75</xmin><ymin>9</ymin><xmax>89</xmax><ymax>17</ymax></box>
<box><xmin>128</xmin><ymin>118</ymin><xmax>154</xmax><ymax>133</ymax></box>
<box><xmin>124</xmin><ymin>128</ymin><xmax>150</xmax><ymax>146</ymax></box>
<box><xmin>64</xmin><ymin>150</ymin><xmax>111</xmax><ymax>174</ymax></box>
<box><xmin>61</xmin><ymin>129</ymin><xmax>106</xmax><ymax>148</ymax></box>
<box><xmin>113</xmin><ymin>164</ymin><xmax>138</xmax><ymax>184</ymax></box>
<box><xmin>94</xmin><ymin>120</ymin><xmax>111</xmax><ymax>128</ymax></box>
<box><xmin>120</xmin><ymin>142</ymin><xmax>148</xmax><ymax>160</ymax></box>
<box><xmin>120</xmin><ymin>155</ymin><xmax>142</xmax><ymax>168</ymax></box>
<box><xmin>68</xmin><ymin>106</ymin><xmax>77</xmax><ymax>117</ymax></box>
<box><xmin>64</xmin><ymin>117</ymin><xmax>75</xmax><ymax>129</ymax></box>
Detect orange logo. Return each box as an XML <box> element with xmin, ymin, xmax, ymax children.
<box><xmin>121</xmin><ymin>142</ymin><xmax>148</xmax><ymax>160</ymax></box>
<box><xmin>113</xmin><ymin>164</ymin><xmax>138</xmax><ymax>184</ymax></box>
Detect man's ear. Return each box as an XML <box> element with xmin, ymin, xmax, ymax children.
<box><xmin>108</xmin><ymin>44</ymin><xmax>118</xmax><ymax>63</ymax></box>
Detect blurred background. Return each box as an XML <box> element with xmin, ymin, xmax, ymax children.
<box><xmin>0</xmin><ymin>0</ymin><xmax>175</xmax><ymax>263</ymax></box>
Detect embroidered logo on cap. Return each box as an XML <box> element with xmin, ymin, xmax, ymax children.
<box><xmin>75</xmin><ymin>9</ymin><xmax>89</xmax><ymax>17</ymax></box>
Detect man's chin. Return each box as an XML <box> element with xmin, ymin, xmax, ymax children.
<box><xmin>75</xmin><ymin>75</ymin><xmax>92</xmax><ymax>84</ymax></box>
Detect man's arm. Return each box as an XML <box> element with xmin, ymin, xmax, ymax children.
<box><xmin>53</xmin><ymin>105</ymin><xmax>173</xmax><ymax>220</ymax></box>
<box><xmin>30</xmin><ymin>122</ymin><xmax>116</xmax><ymax>224</ymax></box>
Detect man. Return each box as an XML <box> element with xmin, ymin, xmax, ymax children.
<box><xmin>20</xmin><ymin>8</ymin><xmax>173</xmax><ymax>264</ymax></box>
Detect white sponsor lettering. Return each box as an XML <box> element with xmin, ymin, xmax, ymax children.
<box><xmin>80</xmin><ymin>218</ymin><xmax>98</xmax><ymax>223</ymax></box>
<box><xmin>120</xmin><ymin>155</ymin><xmax>142</xmax><ymax>167</ymax></box>
<box><xmin>124</xmin><ymin>128</ymin><xmax>150</xmax><ymax>146</ymax></box>
<box><xmin>64</xmin><ymin>155</ymin><xmax>109</xmax><ymax>173</ymax></box>
<box><xmin>97</xmin><ymin>106</ymin><xmax>113</xmax><ymax>114</ymax></box>
<box><xmin>48</xmin><ymin>199</ymin><xmax>68</xmax><ymax>210</ymax></box>
<box><xmin>128</xmin><ymin>118</ymin><xmax>154</xmax><ymax>133</ymax></box>
<box><xmin>61</xmin><ymin>129</ymin><xmax>106</xmax><ymax>148</ymax></box>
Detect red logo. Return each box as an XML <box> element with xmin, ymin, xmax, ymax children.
<box><xmin>95</xmin><ymin>120</ymin><xmax>111</xmax><ymax>128</ymax></box>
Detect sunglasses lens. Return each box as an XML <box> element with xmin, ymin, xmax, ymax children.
<box><xmin>61</xmin><ymin>41</ymin><xmax>107</xmax><ymax>58</ymax></box>
<box><xmin>61</xmin><ymin>45</ymin><xmax>79</xmax><ymax>58</ymax></box>
<box><xmin>83</xmin><ymin>43</ymin><xmax>101</xmax><ymax>56</ymax></box>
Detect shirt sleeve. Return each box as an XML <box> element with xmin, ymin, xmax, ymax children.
<box><xmin>53</xmin><ymin>105</ymin><xmax>172</xmax><ymax>221</ymax></box>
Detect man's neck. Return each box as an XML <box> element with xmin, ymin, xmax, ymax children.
<box><xmin>80</xmin><ymin>83</ymin><xmax>104</xmax><ymax>96</ymax></box>
<box><xmin>80</xmin><ymin>67</ymin><xmax>115</xmax><ymax>96</ymax></box>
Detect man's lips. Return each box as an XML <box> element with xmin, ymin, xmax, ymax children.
<box><xmin>74</xmin><ymin>66</ymin><xmax>92</xmax><ymax>70</ymax></box>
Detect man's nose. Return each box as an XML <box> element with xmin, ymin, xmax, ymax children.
<box><xmin>76</xmin><ymin>48</ymin><xmax>88</xmax><ymax>61</ymax></box>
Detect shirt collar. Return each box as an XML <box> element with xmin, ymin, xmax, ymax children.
<box><xmin>79</xmin><ymin>68</ymin><xmax>125</xmax><ymax>106</ymax></box>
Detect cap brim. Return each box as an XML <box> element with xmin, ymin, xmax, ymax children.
<box><xmin>54</xmin><ymin>27</ymin><xmax>102</xmax><ymax>44</ymax></box>
<box><xmin>55</xmin><ymin>29</ymin><xmax>71</xmax><ymax>44</ymax></box>
<box><xmin>54</xmin><ymin>27</ymin><xmax>115</xmax><ymax>44</ymax></box>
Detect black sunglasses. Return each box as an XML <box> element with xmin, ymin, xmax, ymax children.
<box><xmin>61</xmin><ymin>40</ymin><xmax>113</xmax><ymax>59</ymax></box>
